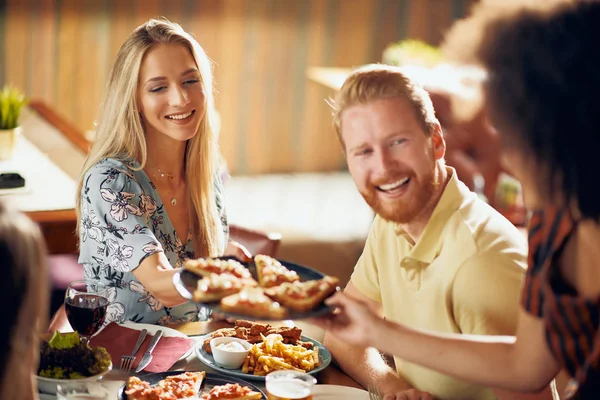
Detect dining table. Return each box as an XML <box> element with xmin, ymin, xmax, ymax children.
<box><xmin>45</xmin><ymin>313</ymin><xmax>364</xmax><ymax>399</ymax></box>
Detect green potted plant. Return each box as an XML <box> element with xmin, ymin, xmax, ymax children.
<box><xmin>0</xmin><ymin>85</ymin><xmax>27</xmax><ymax>160</ymax></box>
<box><xmin>382</xmin><ymin>39</ymin><xmax>441</xmax><ymax>68</ymax></box>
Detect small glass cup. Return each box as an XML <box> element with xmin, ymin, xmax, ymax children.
<box><xmin>56</xmin><ymin>382</ymin><xmax>110</xmax><ymax>400</ymax></box>
<box><xmin>265</xmin><ymin>370</ymin><xmax>316</xmax><ymax>400</ymax></box>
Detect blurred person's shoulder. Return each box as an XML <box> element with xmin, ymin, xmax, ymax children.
<box><xmin>449</xmin><ymin>179</ymin><xmax>527</xmax><ymax>268</ymax></box>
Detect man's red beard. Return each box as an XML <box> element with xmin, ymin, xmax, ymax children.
<box><xmin>360</xmin><ymin>166</ymin><xmax>440</xmax><ymax>224</ymax></box>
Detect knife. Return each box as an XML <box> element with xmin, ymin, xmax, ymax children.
<box><xmin>135</xmin><ymin>329</ymin><xmax>163</xmax><ymax>373</ymax></box>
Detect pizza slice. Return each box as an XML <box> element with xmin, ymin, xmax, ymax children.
<box><xmin>184</xmin><ymin>257</ymin><xmax>257</xmax><ymax>286</ymax></box>
<box><xmin>220</xmin><ymin>286</ymin><xmax>287</xmax><ymax>320</ymax></box>
<box><xmin>125</xmin><ymin>376</ymin><xmax>155</xmax><ymax>399</ymax></box>
<box><xmin>125</xmin><ymin>371</ymin><xmax>206</xmax><ymax>399</ymax></box>
<box><xmin>192</xmin><ymin>272</ymin><xmax>245</xmax><ymax>303</ymax></box>
<box><xmin>158</xmin><ymin>371</ymin><xmax>206</xmax><ymax>398</ymax></box>
<box><xmin>264</xmin><ymin>275</ymin><xmax>340</xmax><ymax>313</ymax></box>
<box><xmin>201</xmin><ymin>383</ymin><xmax>262</xmax><ymax>400</ymax></box>
<box><xmin>254</xmin><ymin>254</ymin><xmax>300</xmax><ymax>288</ymax></box>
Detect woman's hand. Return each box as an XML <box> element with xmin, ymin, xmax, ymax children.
<box><xmin>311</xmin><ymin>292</ymin><xmax>386</xmax><ymax>348</ymax></box>
<box><xmin>224</xmin><ymin>240</ymin><xmax>252</xmax><ymax>263</ymax></box>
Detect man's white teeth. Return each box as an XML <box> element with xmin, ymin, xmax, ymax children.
<box><xmin>379</xmin><ymin>177</ymin><xmax>409</xmax><ymax>191</ymax></box>
<box><xmin>167</xmin><ymin>111</ymin><xmax>193</xmax><ymax>120</ymax></box>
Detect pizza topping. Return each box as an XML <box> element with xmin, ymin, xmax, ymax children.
<box><xmin>255</xmin><ymin>255</ymin><xmax>300</xmax><ymax>287</ymax></box>
<box><xmin>272</xmin><ymin>277</ymin><xmax>335</xmax><ymax>300</ymax></box>
<box><xmin>237</xmin><ymin>287</ymin><xmax>283</xmax><ymax>311</ymax></box>
<box><xmin>185</xmin><ymin>258</ymin><xmax>253</xmax><ymax>280</ymax></box>
<box><xmin>125</xmin><ymin>378</ymin><xmax>176</xmax><ymax>400</ymax></box>
<box><xmin>201</xmin><ymin>383</ymin><xmax>255</xmax><ymax>399</ymax></box>
<box><xmin>125</xmin><ymin>372</ymin><xmax>204</xmax><ymax>400</ymax></box>
<box><xmin>199</xmin><ymin>273</ymin><xmax>244</xmax><ymax>294</ymax></box>
<box><xmin>158</xmin><ymin>372</ymin><xmax>203</xmax><ymax>398</ymax></box>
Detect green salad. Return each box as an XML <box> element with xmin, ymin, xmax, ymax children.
<box><xmin>38</xmin><ymin>331</ymin><xmax>111</xmax><ymax>379</ymax></box>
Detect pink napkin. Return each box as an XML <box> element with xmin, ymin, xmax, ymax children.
<box><xmin>89</xmin><ymin>322</ymin><xmax>195</xmax><ymax>373</ymax></box>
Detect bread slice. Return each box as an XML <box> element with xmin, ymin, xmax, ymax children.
<box><xmin>192</xmin><ymin>273</ymin><xmax>245</xmax><ymax>303</ymax></box>
<box><xmin>264</xmin><ymin>276</ymin><xmax>340</xmax><ymax>313</ymax></box>
<box><xmin>221</xmin><ymin>286</ymin><xmax>287</xmax><ymax>320</ymax></box>
<box><xmin>254</xmin><ymin>254</ymin><xmax>300</xmax><ymax>288</ymax></box>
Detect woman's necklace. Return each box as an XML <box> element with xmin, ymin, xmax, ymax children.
<box><xmin>147</xmin><ymin>166</ymin><xmax>179</xmax><ymax>206</ymax></box>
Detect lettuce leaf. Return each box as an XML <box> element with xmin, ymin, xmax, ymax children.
<box><xmin>48</xmin><ymin>331</ymin><xmax>80</xmax><ymax>349</ymax></box>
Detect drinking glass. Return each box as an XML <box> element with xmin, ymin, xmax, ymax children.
<box><xmin>64</xmin><ymin>280</ymin><xmax>109</xmax><ymax>344</ymax></box>
<box><xmin>56</xmin><ymin>382</ymin><xmax>110</xmax><ymax>400</ymax></box>
<box><xmin>265</xmin><ymin>370</ymin><xmax>316</xmax><ymax>400</ymax></box>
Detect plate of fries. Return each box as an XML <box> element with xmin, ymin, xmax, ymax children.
<box><xmin>194</xmin><ymin>332</ymin><xmax>332</xmax><ymax>381</ymax></box>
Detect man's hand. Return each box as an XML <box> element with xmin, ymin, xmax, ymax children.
<box><xmin>311</xmin><ymin>292</ymin><xmax>385</xmax><ymax>348</ymax></box>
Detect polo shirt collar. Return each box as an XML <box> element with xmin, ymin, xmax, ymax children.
<box><xmin>395</xmin><ymin>167</ymin><xmax>471</xmax><ymax>265</ymax></box>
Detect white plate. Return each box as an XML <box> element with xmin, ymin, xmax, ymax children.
<box><xmin>313</xmin><ymin>384</ymin><xmax>369</xmax><ymax>400</ymax></box>
<box><xmin>119</xmin><ymin>321</ymin><xmax>194</xmax><ymax>361</ymax></box>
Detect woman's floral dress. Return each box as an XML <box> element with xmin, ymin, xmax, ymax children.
<box><xmin>78</xmin><ymin>157</ymin><xmax>228</xmax><ymax>325</ymax></box>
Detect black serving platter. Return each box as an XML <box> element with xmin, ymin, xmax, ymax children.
<box><xmin>173</xmin><ymin>257</ymin><xmax>339</xmax><ymax>321</ymax></box>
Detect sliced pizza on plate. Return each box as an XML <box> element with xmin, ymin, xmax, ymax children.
<box><xmin>221</xmin><ymin>286</ymin><xmax>287</xmax><ymax>320</ymax></box>
<box><xmin>184</xmin><ymin>258</ymin><xmax>257</xmax><ymax>286</ymax></box>
<box><xmin>125</xmin><ymin>371</ymin><xmax>205</xmax><ymax>399</ymax></box>
<box><xmin>264</xmin><ymin>276</ymin><xmax>340</xmax><ymax>313</ymax></box>
<box><xmin>254</xmin><ymin>255</ymin><xmax>300</xmax><ymax>288</ymax></box>
<box><xmin>192</xmin><ymin>273</ymin><xmax>245</xmax><ymax>303</ymax></box>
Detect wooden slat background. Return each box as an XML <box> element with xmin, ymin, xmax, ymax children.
<box><xmin>2</xmin><ymin>0</ymin><xmax>476</xmax><ymax>175</ymax></box>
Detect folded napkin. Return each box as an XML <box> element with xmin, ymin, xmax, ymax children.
<box><xmin>89</xmin><ymin>322</ymin><xmax>195</xmax><ymax>373</ymax></box>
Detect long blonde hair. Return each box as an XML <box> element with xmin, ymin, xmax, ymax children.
<box><xmin>76</xmin><ymin>18</ymin><xmax>222</xmax><ymax>257</ymax></box>
<box><xmin>0</xmin><ymin>200</ymin><xmax>48</xmax><ymax>400</ymax></box>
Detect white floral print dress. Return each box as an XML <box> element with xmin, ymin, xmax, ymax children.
<box><xmin>78</xmin><ymin>157</ymin><xmax>228</xmax><ymax>326</ymax></box>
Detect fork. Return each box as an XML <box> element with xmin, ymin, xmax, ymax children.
<box><xmin>120</xmin><ymin>328</ymin><xmax>148</xmax><ymax>372</ymax></box>
<box><xmin>367</xmin><ymin>384</ymin><xmax>383</xmax><ymax>400</ymax></box>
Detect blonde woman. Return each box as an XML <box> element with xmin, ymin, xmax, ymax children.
<box><xmin>0</xmin><ymin>200</ymin><xmax>48</xmax><ymax>400</ymax></box>
<box><xmin>76</xmin><ymin>19</ymin><xmax>247</xmax><ymax>326</ymax></box>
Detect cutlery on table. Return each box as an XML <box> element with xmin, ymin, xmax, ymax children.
<box><xmin>120</xmin><ymin>328</ymin><xmax>148</xmax><ymax>372</ymax></box>
<box><xmin>135</xmin><ymin>329</ymin><xmax>163</xmax><ymax>373</ymax></box>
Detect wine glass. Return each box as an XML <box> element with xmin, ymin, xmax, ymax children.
<box><xmin>64</xmin><ymin>280</ymin><xmax>109</xmax><ymax>344</ymax></box>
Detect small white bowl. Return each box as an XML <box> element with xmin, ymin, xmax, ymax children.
<box><xmin>210</xmin><ymin>337</ymin><xmax>252</xmax><ymax>369</ymax></box>
<box><xmin>36</xmin><ymin>362</ymin><xmax>112</xmax><ymax>395</ymax></box>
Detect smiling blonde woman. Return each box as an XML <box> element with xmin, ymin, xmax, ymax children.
<box><xmin>75</xmin><ymin>18</ymin><xmax>245</xmax><ymax>326</ymax></box>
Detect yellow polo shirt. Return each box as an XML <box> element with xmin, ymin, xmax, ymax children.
<box><xmin>351</xmin><ymin>167</ymin><xmax>527</xmax><ymax>400</ymax></box>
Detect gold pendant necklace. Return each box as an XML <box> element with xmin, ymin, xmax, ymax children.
<box><xmin>146</xmin><ymin>166</ymin><xmax>178</xmax><ymax>206</ymax></box>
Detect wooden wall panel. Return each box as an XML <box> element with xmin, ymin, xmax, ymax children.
<box><xmin>2</xmin><ymin>0</ymin><xmax>476</xmax><ymax>175</ymax></box>
<box><xmin>28</xmin><ymin>0</ymin><xmax>55</xmax><ymax>101</ymax></box>
<box><xmin>5</xmin><ymin>0</ymin><xmax>29</xmax><ymax>93</ymax></box>
<box><xmin>214</xmin><ymin>0</ymin><xmax>247</xmax><ymax>174</ymax></box>
<box><xmin>299</xmin><ymin>0</ymin><xmax>333</xmax><ymax>172</ymax></box>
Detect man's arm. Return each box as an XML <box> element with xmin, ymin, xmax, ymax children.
<box><xmin>324</xmin><ymin>282</ymin><xmax>416</xmax><ymax>394</ymax></box>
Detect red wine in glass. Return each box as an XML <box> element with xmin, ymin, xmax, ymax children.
<box><xmin>64</xmin><ymin>280</ymin><xmax>109</xmax><ymax>343</ymax></box>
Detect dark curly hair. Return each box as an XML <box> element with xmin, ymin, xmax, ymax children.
<box><xmin>443</xmin><ymin>0</ymin><xmax>600</xmax><ymax>220</ymax></box>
